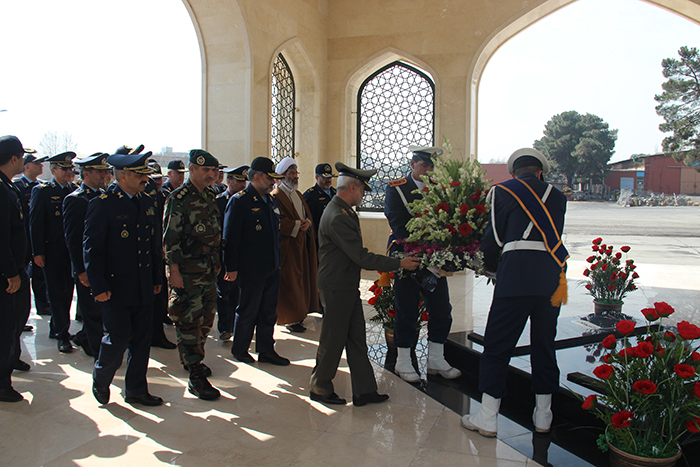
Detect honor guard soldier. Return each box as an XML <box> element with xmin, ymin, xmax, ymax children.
<box><xmin>29</xmin><ymin>151</ymin><xmax>77</xmax><ymax>352</ymax></box>
<box><xmin>15</xmin><ymin>151</ymin><xmax>50</xmax><ymax>317</ymax></box>
<box><xmin>385</xmin><ymin>146</ymin><xmax>462</xmax><ymax>383</ymax></box>
<box><xmin>0</xmin><ymin>136</ymin><xmax>32</xmax><ymax>402</ymax></box>
<box><xmin>309</xmin><ymin>162</ymin><xmax>420</xmax><ymax>406</ymax></box>
<box><xmin>462</xmin><ymin>148</ymin><xmax>567</xmax><ymax>437</ymax></box>
<box><xmin>223</xmin><ymin>156</ymin><xmax>290</xmax><ymax>366</ymax></box>
<box><xmin>162</xmin><ymin>159</ymin><xmax>187</xmax><ymax>196</ymax></box>
<box><xmin>163</xmin><ymin>149</ymin><xmax>224</xmax><ymax>400</ymax></box>
<box><xmin>84</xmin><ymin>151</ymin><xmax>163</xmax><ymax>407</ymax></box>
<box><xmin>62</xmin><ymin>153</ymin><xmax>112</xmax><ymax>357</ymax></box>
<box><xmin>215</xmin><ymin>165</ymin><xmax>248</xmax><ymax>340</ymax></box>
<box><xmin>303</xmin><ymin>163</ymin><xmax>337</xmax><ymax>249</ymax></box>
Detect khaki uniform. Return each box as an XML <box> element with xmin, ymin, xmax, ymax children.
<box><xmin>310</xmin><ymin>196</ymin><xmax>400</xmax><ymax>395</ymax></box>
<box><xmin>163</xmin><ymin>181</ymin><xmax>222</xmax><ymax>367</ymax></box>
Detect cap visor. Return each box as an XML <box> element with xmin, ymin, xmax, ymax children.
<box><xmin>268</xmin><ymin>172</ymin><xmax>285</xmax><ymax>179</ymax></box>
<box><xmin>363</xmin><ymin>181</ymin><xmax>372</xmax><ymax>191</ymax></box>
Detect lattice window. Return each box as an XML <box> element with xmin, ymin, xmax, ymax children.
<box><xmin>357</xmin><ymin>61</ymin><xmax>435</xmax><ymax>211</ymax></box>
<box><xmin>271</xmin><ymin>53</ymin><xmax>295</xmax><ymax>165</ymax></box>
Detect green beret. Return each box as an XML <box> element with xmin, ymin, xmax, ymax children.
<box><xmin>189</xmin><ymin>149</ymin><xmax>219</xmax><ymax>167</ymax></box>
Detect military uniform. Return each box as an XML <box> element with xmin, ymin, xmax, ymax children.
<box><xmin>84</xmin><ymin>154</ymin><xmax>162</xmax><ymax>402</ymax></box>
<box><xmin>303</xmin><ymin>184</ymin><xmax>336</xmax><ymax>248</ymax></box>
<box><xmin>29</xmin><ymin>153</ymin><xmax>77</xmax><ymax>347</ymax></box>
<box><xmin>63</xmin><ymin>154</ymin><xmax>110</xmax><ymax>358</ymax></box>
<box><xmin>309</xmin><ymin>191</ymin><xmax>400</xmax><ymax>398</ymax></box>
<box><xmin>163</xmin><ymin>179</ymin><xmax>222</xmax><ymax>368</ymax></box>
<box><xmin>215</xmin><ymin>189</ymin><xmax>238</xmax><ymax>336</ymax></box>
<box><xmin>0</xmin><ymin>166</ymin><xmax>30</xmax><ymax>400</ymax></box>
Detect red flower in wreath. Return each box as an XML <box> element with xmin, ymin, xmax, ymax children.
<box><xmin>459</xmin><ymin>223</ymin><xmax>472</xmax><ymax>235</ymax></box>
<box><xmin>603</xmin><ymin>354</ymin><xmax>612</xmax><ymax>364</ymax></box>
<box><xmin>459</xmin><ymin>204</ymin><xmax>470</xmax><ymax>215</ymax></box>
<box><xmin>373</xmin><ymin>287</ymin><xmax>383</xmax><ymax>296</ymax></box>
<box><xmin>586</xmin><ymin>256</ymin><xmax>596</xmax><ymax>263</ymax></box>
<box><xmin>692</xmin><ymin>351</ymin><xmax>700</xmax><ymax>362</ymax></box>
<box><xmin>608</xmin><ymin>284</ymin><xmax>616</xmax><ymax>292</ymax></box>
<box><xmin>387</xmin><ymin>309</ymin><xmax>396</xmax><ymax>317</ymax></box>
<box><xmin>616</xmin><ymin>320</ymin><xmax>636</xmax><ymax>336</ymax></box>
<box><xmin>470</xmin><ymin>189</ymin><xmax>482</xmax><ymax>201</ymax></box>
<box><xmin>620</xmin><ymin>245</ymin><xmax>631</xmax><ymax>253</ymax></box>
<box><xmin>601</xmin><ymin>334</ymin><xmax>616</xmax><ymax>349</ymax></box>
<box><xmin>678</xmin><ymin>321</ymin><xmax>700</xmax><ymax>340</ymax></box>
<box><xmin>446</xmin><ymin>225</ymin><xmax>456</xmax><ymax>234</ymax></box>
<box><xmin>695</xmin><ymin>382</ymin><xmax>700</xmax><ymax>398</ymax></box>
<box><xmin>664</xmin><ymin>331</ymin><xmax>676</xmax><ymax>342</ymax></box>
<box><xmin>592</xmin><ymin>237</ymin><xmax>603</xmax><ymax>245</ymax></box>
<box><xmin>585</xmin><ymin>284</ymin><xmax>592</xmax><ymax>290</ymax></box>
<box><xmin>611</xmin><ymin>410</ymin><xmax>633</xmax><ymax>429</ymax></box>
<box><xmin>592</xmin><ymin>244</ymin><xmax>599</xmax><ymax>251</ymax></box>
<box><xmin>436</xmin><ymin>202</ymin><xmax>449</xmax><ymax>213</ymax></box>
<box><xmin>593</xmin><ymin>364</ymin><xmax>614</xmax><ymax>379</ymax></box>
<box><xmin>635</xmin><ymin>341</ymin><xmax>654</xmax><ymax>358</ymax></box>
<box><xmin>422</xmin><ymin>186</ymin><xmax>429</xmax><ymax>193</ymax></box>
<box><xmin>632</xmin><ymin>380</ymin><xmax>657</xmax><ymax>394</ymax></box>
<box><xmin>686</xmin><ymin>417</ymin><xmax>700</xmax><ymax>433</ymax></box>
<box><xmin>583</xmin><ymin>269</ymin><xmax>590</xmax><ymax>277</ymax></box>
<box><xmin>449</xmin><ymin>180</ymin><xmax>461</xmax><ymax>187</ymax></box>
<box><xmin>641</xmin><ymin>308</ymin><xmax>659</xmax><ymax>321</ymax></box>
<box><xmin>581</xmin><ymin>394</ymin><xmax>597</xmax><ymax>410</ymax></box>
<box><xmin>474</xmin><ymin>204</ymin><xmax>486</xmax><ymax>214</ymax></box>
<box><xmin>369</xmin><ymin>284</ymin><xmax>377</xmax><ymax>292</ymax></box>
<box><xmin>674</xmin><ymin>364</ymin><xmax>696</xmax><ymax>379</ymax></box>
<box><xmin>421</xmin><ymin>311</ymin><xmax>429</xmax><ymax>321</ymax></box>
<box><xmin>619</xmin><ymin>347</ymin><xmax>638</xmax><ymax>359</ymax></box>
<box><xmin>601</xmin><ymin>263</ymin><xmax>608</xmax><ymax>272</ymax></box>
<box><xmin>615</xmin><ymin>252</ymin><xmax>622</xmax><ymax>259</ymax></box>
<box><xmin>368</xmin><ymin>296</ymin><xmax>377</xmax><ymax>306</ymax></box>
<box><xmin>654</xmin><ymin>301</ymin><xmax>675</xmax><ymax>318</ymax></box>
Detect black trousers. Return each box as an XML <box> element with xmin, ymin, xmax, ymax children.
<box><xmin>12</xmin><ymin>270</ymin><xmax>30</xmax><ymax>361</ymax></box>
<box><xmin>393</xmin><ymin>274</ymin><xmax>452</xmax><ymax>347</ymax></box>
<box><xmin>42</xmin><ymin>257</ymin><xmax>74</xmax><ymax>340</ymax></box>
<box><xmin>94</xmin><ymin>302</ymin><xmax>153</xmax><ymax>398</ymax></box>
<box><xmin>216</xmin><ymin>268</ymin><xmax>238</xmax><ymax>334</ymax></box>
<box><xmin>233</xmin><ymin>270</ymin><xmax>279</xmax><ymax>354</ymax></box>
<box><xmin>28</xmin><ymin>261</ymin><xmax>50</xmax><ymax>312</ymax></box>
<box><xmin>73</xmin><ymin>281</ymin><xmax>103</xmax><ymax>358</ymax></box>
<box><xmin>479</xmin><ymin>295</ymin><xmax>560</xmax><ymax>399</ymax></box>
<box><xmin>1</xmin><ymin>270</ymin><xmax>28</xmax><ymax>388</ymax></box>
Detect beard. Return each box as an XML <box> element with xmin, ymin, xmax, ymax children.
<box><xmin>284</xmin><ymin>179</ymin><xmax>298</xmax><ymax>191</ymax></box>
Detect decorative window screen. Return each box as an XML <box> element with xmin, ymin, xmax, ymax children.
<box><xmin>357</xmin><ymin>61</ymin><xmax>435</xmax><ymax>211</ymax></box>
<box><xmin>271</xmin><ymin>53</ymin><xmax>295</xmax><ymax>164</ymax></box>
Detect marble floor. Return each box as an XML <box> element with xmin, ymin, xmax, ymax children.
<box><xmin>3</xmin><ymin>308</ymin><xmax>537</xmax><ymax>467</ymax></box>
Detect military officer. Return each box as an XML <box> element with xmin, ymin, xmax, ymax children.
<box><xmin>163</xmin><ymin>149</ymin><xmax>223</xmax><ymax>400</ymax></box>
<box><xmin>215</xmin><ymin>165</ymin><xmax>248</xmax><ymax>340</ymax></box>
<box><xmin>212</xmin><ymin>163</ymin><xmax>227</xmax><ymax>194</ymax></box>
<box><xmin>63</xmin><ymin>153</ymin><xmax>112</xmax><ymax>358</ymax></box>
<box><xmin>29</xmin><ymin>151</ymin><xmax>77</xmax><ymax>352</ymax></box>
<box><xmin>303</xmin><ymin>163</ymin><xmax>337</xmax><ymax>249</ymax></box>
<box><xmin>84</xmin><ymin>151</ymin><xmax>163</xmax><ymax>406</ymax></box>
<box><xmin>462</xmin><ymin>148</ymin><xmax>567</xmax><ymax>437</ymax></box>
<box><xmin>384</xmin><ymin>146</ymin><xmax>462</xmax><ymax>383</ymax></box>
<box><xmin>14</xmin><ymin>152</ymin><xmax>50</xmax><ymax>317</ymax></box>
<box><xmin>162</xmin><ymin>159</ymin><xmax>187</xmax><ymax>196</ymax></box>
<box><xmin>309</xmin><ymin>162</ymin><xmax>419</xmax><ymax>406</ymax></box>
<box><xmin>0</xmin><ymin>136</ymin><xmax>32</xmax><ymax>402</ymax></box>
<box><xmin>223</xmin><ymin>156</ymin><xmax>290</xmax><ymax>366</ymax></box>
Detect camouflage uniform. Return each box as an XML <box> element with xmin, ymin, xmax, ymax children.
<box><xmin>163</xmin><ymin>180</ymin><xmax>223</xmax><ymax>367</ymax></box>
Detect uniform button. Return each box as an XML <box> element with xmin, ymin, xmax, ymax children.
<box><xmin>146</xmin><ymin>250</ymin><xmax>149</xmax><ymax>254</ymax></box>
<box><xmin>138</xmin><ymin>250</ymin><xmax>141</xmax><ymax>254</ymax></box>
<box><xmin>146</xmin><ymin>237</ymin><xmax>149</xmax><ymax>241</ymax></box>
<box><xmin>138</xmin><ymin>237</ymin><xmax>141</xmax><ymax>240</ymax></box>
<box><xmin>139</xmin><ymin>263</ymin><xmax>142</xmax><ymax>267</ymax></box>
<box><xmin>146</xmin><ymin>263</ymin><xmax>150</xmax><ymax>267</ymax></box>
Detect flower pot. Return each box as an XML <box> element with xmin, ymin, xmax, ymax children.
<box><xmin>607</xmin><ymin>441</ymin><xmax>681</xmax><ymax>467</ymax></box>
<box><xmin>594</xmin><ymin>300</ymin><xmax>623</xmax><ymax>315</ymax></box>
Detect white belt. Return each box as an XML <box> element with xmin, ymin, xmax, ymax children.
<box><xmin>502</xmin><ymin>240</ymin><xmax>546</xmax><ymax>253</ymax></box>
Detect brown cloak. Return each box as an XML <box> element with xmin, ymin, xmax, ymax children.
<box><xmin>271</xmin><ymin>186</ymin><xmax>319</xmax><ymax>324</ymax></box>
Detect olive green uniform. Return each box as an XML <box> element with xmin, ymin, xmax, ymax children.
<box><xmin>310</xmin><ymin>196</ymin><xmax>400</xmax><ymax>396</ymax></box>
<box><xmin>163</xmin><ymin>181</ymin><xmax>223</xmax><ymax>367</ymax></box>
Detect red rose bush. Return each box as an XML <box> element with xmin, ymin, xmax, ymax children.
<box><xmin>367</xmin><ymin>271</ymin><xmax>427</xmax><ymax>330</ymax></box>
<box><xmin>583</xmin><ymin>237</ymin><xmax>639</xmax><ymax>304</ymax></box>
<box><xmin>582</xmin><ymin>302</ymin><xmax>700</xmax><ymax>458</ymax></box>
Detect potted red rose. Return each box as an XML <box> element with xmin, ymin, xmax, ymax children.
<box><xmin>583</xmin><ymin>237</ymin><xmax>639</xmax><ymax>315</ymax></box>
<box><xmin>581</xmin><ymin>302</ymin><xmax>700</xmax><ymax>466</ymax></box>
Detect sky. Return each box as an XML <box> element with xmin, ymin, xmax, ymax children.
<box><xmin>1</xmin><ymin>0</ymin><xmax>698</xmax><ymax>162</ymax></box>
<box><xmin>478</xmin><ymin>0</ymin><xmax>700</xmax><ymax>163</ymax></box>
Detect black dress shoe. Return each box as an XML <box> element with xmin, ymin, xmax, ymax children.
<box><xmin>231</xmin><ymin>349</ymin><xmax>255</xmax><ymax>364</ymax></box>
<box><xmin>310</xmin><ymin>391</ymin><xmax>346</xmax><ymax>405</ymax></box>
<box><xmin>125</xmin><ymin>393</ymin><xmax>164</xmax><ymax>406</ymax></box>
<box><xmin>23</xmin><ymin>325</ymin><xmax>33</xmax><ymax>332</ymax></box>
<box><xmin>13</xmin><ymin>360</ymin><xmax>30</xmax><ymax>372</ymax></box>
<box><xmin>0</xmin><ymin>386</ymin><xmax>23</xmax><ymax>402</ymax></box>
<box><xmin>258</xmin><ymin>351</ymin><xmax>290</xmax><ymax>366</ymax></box>
<box><xmin>92</xmin><ymin>381</ymin><xmax>110</xmax><ymax>404</ymax></box>
<box><xmin>151</xmin><ymin>338</ymin><xmax>177</xmax><ymax>349</ymax></box>
<box><xmin>188</xmin><ymin>363</ymin><xmax>220</xmax><ymax>400</ymax></box>
<box><xmin>353</xmin><ymin>391</ymin><xmax>389</xmax><ymax>407</ymax></box>
<box><xmin>48</xmin><ymin>332</ymin><xmax>58</xmax><ymax>340</ymax></box>
<box><xmin>183</xmin><ymin>362</ymin><xmax>212</xmax><ymax>377</ymax></box>
<box><xmin>286</xmin><ymin>322</ymin><xmax>306</xmax><ymax>333</ymax></box>
<box><xmin>70</xmin><ymin>335</ymin><xmax>94</xmax><ymax>357</ymax></box>
<box><xmin>57</xmin><ymin>338</ymin><xmax>74</xmax><ymax>353</ymax></box>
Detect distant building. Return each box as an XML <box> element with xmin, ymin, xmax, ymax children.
<box><xmin>605</xmin><ymin>153</ymin><xmax>700</xmax><ymax>195</ymax></box>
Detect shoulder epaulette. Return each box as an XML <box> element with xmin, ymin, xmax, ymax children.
<box><xmin>174</xmin><ymin>185</ymin><xmax>190</xmax><ymax>200</ymax></box>
<box><xmin>99</xmin><ymin>193</ymin><xmax>108</xmax><ymax>200</ymax></box>
<box><xmin>233</xmin><ymin>189</ymin><xmax>246</xmax><ymax>199</ymax></box>
<box><xmin>388</xmin><ymin>178</ymin><xmax>407</xmax><ymax>187</ymax></box>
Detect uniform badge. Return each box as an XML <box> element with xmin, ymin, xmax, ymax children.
<box><xmin>195</xmin><ymin>222</ymin><xmax>206</xmax><ymax>234</ymax></box>
<box><xmin>251</xmin><ymin>207</ymin><xmax>260</xmax><ymax>212</ymax></box>
<box><xmin>196</xmin><ymin>155</ymin><xmax>205</xmax><ymax>165</ymax></box>
<box><xmin>146</xmin><ymin>207</ymin><xmax>155</xmax><ymax>216</ymax></box>
<box><xmin>255</xmin><ymin>224</ymin><xmax>262</xmax><ymax>231</ymax></box>
<box><xmin>55</xmin><ymin>211</ymin><xmax>61</xmax><ymax>216</ymax></box>
<box><xmin>99</xmin><ymin>193</ymin><xmax>108</xmax><ymax>199</ymax></box>
<box><xmin>121</xmin><ymin>229</ymin><xmax>129</xmax><ymax>238</ymax></box>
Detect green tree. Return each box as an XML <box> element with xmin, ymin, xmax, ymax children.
<box><xmin>533</xmin><ymin>110</ymin><xmax>618</xmax><ymax>188</ymax></box>
<box><xmin>655</xmin><ymin>46</ymin><xmax>700</xmax><ymax>170</ymax></box>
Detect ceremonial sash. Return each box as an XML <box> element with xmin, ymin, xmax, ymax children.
<box><xmin>496</xmin><ymin>178</ymin><xmax>569</xmax><ymax>306</ymax></box>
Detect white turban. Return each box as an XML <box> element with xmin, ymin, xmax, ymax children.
<box><xmin>275</xmin><ymin>156</ymin><xmax>297</xmax><ymax>175</ymax></box>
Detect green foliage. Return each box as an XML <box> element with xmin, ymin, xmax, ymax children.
<box><xmin>533</xmin><ymin>110</ymin><xmax>618</xmax><ymax>188</ymax></box>
<box><xmin>367</xmin><ymin>272</ymin><xmax>426</xmax><ymax>330</ymax></box>
<box><xmin>654</xmin><ymin>46</ymin><xmax>700</xmax><ymax>171</ymax></box>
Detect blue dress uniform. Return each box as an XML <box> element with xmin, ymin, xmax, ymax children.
<box><xmin>479</xmin><ymin>171</ymin><xmax>567</xmax><ymax>399</ymax></box>
<box><xmin>0</xmin><ymin>163</ymin><xmax>30</xmax><ymax>401</ymax></box>
<box><xmin>223</xmin><ymin>183</ymin><xmax>282</xmax><ymax>356</ymax></box>
<box><xmin>63</xmin><ymin>154</ymin><xmax>110</xmax><ymax>358</ymax></box>
<box><xmin>29</xmin><ymin>152</ymin><xmax>78</xmax><ymax>349</ymax></box>
<box><xmin>215</xmin><ymin>189</ymin><xmax>238</xmax><ymax>336</ymax></box>
<box><xmin>385</xmin><ymin>175</ymin><xmax>453</xmax><ymax>348</ymax></box>
<box><xmin>303</xmin><ymin>184</ymin><xmax>336</xmax><ymax>248</ymax></box>
<box><xmin>15</xmin><ymin>170</ymin><xmax>50</xmax><ymax>314</ymax></box>
<box><xmin>84</xmin><ymin>155</ymin><xmax>163</xmax><ymax>402</ymax></box>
